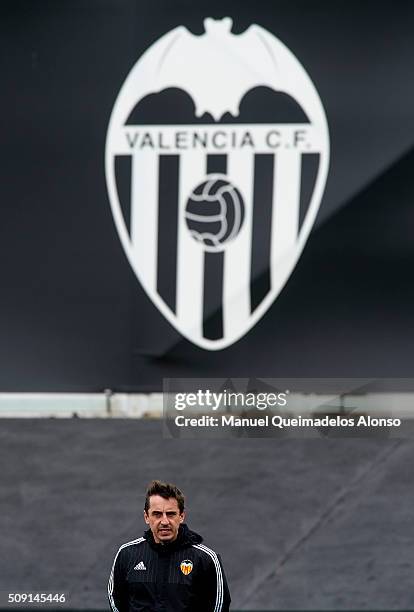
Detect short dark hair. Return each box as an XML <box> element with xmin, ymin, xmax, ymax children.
<box><xmin>144</xmin><ymin>480</ymin><xmax>185</xmax><ymax>514</ymax></box>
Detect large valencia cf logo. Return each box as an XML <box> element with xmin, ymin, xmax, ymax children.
<box><xmin>105</xmin><ymin>17</ymin><xmax>329</xmax><ymax>350</ymax></box>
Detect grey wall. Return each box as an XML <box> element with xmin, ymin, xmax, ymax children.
<box><xmin>1</xmin><ymin>419</ymin><xmax>414</xmax><ymax>610</ymax></box>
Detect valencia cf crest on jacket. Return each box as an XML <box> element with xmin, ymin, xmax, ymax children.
<box><xmin>180</xmin><ymin>559</ymin><xmax>193</xmax><ymax>575</ymax></box>
<box><xmin>105</xmin><ymin>17</ymin><xmax>329</xmax><ymax>350</ymax></box>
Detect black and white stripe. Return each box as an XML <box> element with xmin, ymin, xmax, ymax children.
<box><xmin>118</xmin><ymin>140</ymin><xmax>319</xmax><ymax>348</ymax></box>
<box><xmin>192</xmin><ymin>543</ymin><xmax>224</xmax><ymax>612</ymax></box>
<box><xmin>108</xmin><ymin>537</ymin><xmax>145</xmax><ymax>612</ymax></box>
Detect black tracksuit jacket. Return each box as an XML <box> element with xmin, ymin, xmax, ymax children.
<box><xmin>108</xmin><ymin>524</ymin><xmax>231</xmax><ymax>612</ymax></box>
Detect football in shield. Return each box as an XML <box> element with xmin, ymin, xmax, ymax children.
<box><xmin>105</xmin><ymin>17</ymin><xmax>329</xmax><ymax>350</ymax></box>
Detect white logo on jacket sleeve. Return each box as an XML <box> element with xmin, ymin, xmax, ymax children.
<box><xmin>105</xmin><ymin>17</ymin><xmax>329</xmax><ymax>350</ymax></box>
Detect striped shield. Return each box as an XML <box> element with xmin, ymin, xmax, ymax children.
<box><xmin>180</xmin><ymin>559</ymin><xmax>193</xmax><ymax>576</ymax></box>
<box><xmin>105</xmin><ymin>19</ymin><xmax>329</xmax><ymax>350</ymax></box>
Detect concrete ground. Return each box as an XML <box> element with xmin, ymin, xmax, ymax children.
<box><xmin>1</xmin><ymin>419</ymin><xmax>413</xmax><ymax>610</ymax></box>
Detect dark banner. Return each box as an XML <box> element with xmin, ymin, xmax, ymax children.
<box><xmin>2</xmin><ymin>0</ymin><xmax>414</xmax><ymax>390</ymax></box>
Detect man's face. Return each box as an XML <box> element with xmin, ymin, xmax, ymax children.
<box><xmin>144</xmin><ymin>495</ymin><xmax>185</xmax><ymax>543</ymax></box>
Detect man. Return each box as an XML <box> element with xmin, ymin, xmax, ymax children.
<box><xmin>108</xmin><ymin>480</ymin><xmax>231</xmax><ymax>612</ymax></box>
